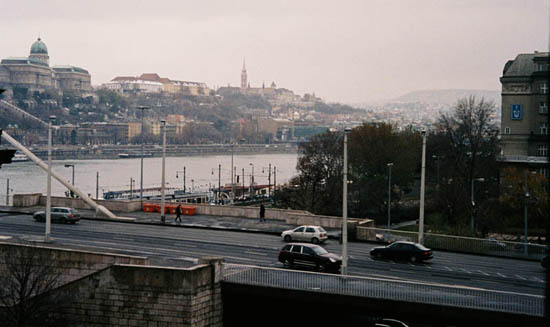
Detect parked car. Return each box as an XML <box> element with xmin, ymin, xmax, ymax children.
<box><xmin>370</xmin><ymin>241</ymin><xmax>433</xmax><ymax>263</ymax></box>
<box><xmin>33</xmin><ymin>207</ymin><xmax>81</xmax><ymax>224</ymax></box>
<box><xmin>281</xmin><ymin>225</ymin><xmax>328</xmax><ymax>244</ymax></box>
<box><xmin>278</xmin><ymin>243</ymin><xmax>341</xmax><ymax>272</ymax></box>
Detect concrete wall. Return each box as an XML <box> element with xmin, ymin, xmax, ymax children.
<box><xmin>0</xmin><ymin>242</ymin><xmax>148</xmax><ymax>286</ymax></box>
<box><xmin>13</xmin><ymin>193</ymin><xmax>141</xmax><ymax>213</ymax></box>
<box><xmin>56</xmin><ymin>263</ymin><xmax>223</xmax><ymax>326</ymax></box>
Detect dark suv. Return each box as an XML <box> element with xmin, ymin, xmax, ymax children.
<box><xmin>278</xmin><ymin>243</ymin><xmax>342</xmax><ymax>273</ymax></box>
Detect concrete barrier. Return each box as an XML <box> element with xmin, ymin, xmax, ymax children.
<box><xmin>13</xmin><ymin>193</ymin><xmax>41</xmax><ymax>207</ymax></box>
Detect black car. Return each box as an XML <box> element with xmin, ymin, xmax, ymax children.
<box><xmin>278</xmin><ymin>243</ymin><xmax>342</xmax><ymax>272</ymax></box>
<box><xmin>370</xmin><ymin>241</ymin><xmax>433</xmax><ymax>263</ymax></box>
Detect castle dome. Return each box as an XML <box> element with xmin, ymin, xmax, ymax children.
<box><xmin>30</xmin><ymin>37</ymin><xmax>48</xmax><ymax>54</ymax></box>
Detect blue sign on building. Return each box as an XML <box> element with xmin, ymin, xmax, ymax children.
<box><xmin>511</xmin><ymin>104</ymin><xmax>523</xmax><ymax>120</ymax></box>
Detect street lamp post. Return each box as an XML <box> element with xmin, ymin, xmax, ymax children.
<box><xmin>231</xmin><ymin>142</ymin><xmax>234</xmax><ymax>204</ymax></box>
<box><xmin>45</xmin><ymin>115</ymin><xmax>56</xmax><ymax>243</ymax></box>
<box><xmin>418</xmin><ymin>130</ymin><xmax>427</xmax><ymax>245</ymax></box>
<box><xmin>137</xmin><ymin>105</ymin><xmax>150</xmax><ymax>204</ymax></box>
<box><xmin>176</xmin><ymin>167</ymin><xmax>186</xmax><ymax>193</ymax></box>
<box><xmin>342</xmin><ymin>127</ymin><xmax>351</xmax><ymax>275</ymax></box>
<box><xmin>387</xmin><ymin>163</ymin><xmax>393</xmax><ymax>231</ymax></box>
<box><xmin>249</xmin><ymin>163</ymin><xmax>254</xmax><ymax>196</ymax></box>
<box><xmin>471</xmin><ymin>177</ymin><xmax>485</xmax><ymax>236</ymax></box>
<box><xmin>130</xmin><ymin>178</ymin><xmax>135</xmax><ymax>199</ymax></box>
<box><xmin>524</xmin><ymin>171</ymin><xmax>531</xmax><ymax>256</ymax></box>
<box><xmin>160</xmin><ymin>120</ymin><xmax>166</xmax><ymax>224</ymax></box>
<box><xmin>64</xmin><ymin>164</ymin><xmax>75</xmax><ymax>197</ymax></box>
<box><xmin>218</xmin><ymin>164</ymin><xmax>221</xmax><ymax>204</ymax></box>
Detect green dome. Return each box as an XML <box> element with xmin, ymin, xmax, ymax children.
<box><xmin>30</xmin><ymin>38</ymin><xmax>48</xmax><ymax>54</ymax></box>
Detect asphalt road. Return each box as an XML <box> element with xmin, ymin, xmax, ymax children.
<box><xmin>0</xmin><ymin>212</ymin><xmax>546</xmax><ymax>296</ymax></box>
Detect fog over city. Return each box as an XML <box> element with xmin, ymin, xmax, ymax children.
<box><xmin>0</xmin><ymin>0</ymin><xmax>548</xmax><ymax>103</ymax></box>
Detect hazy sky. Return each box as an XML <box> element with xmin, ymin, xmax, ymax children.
<box><xmin>0</xmin><ymin>0</ymin><xmax>548</xmax><ymax>103</ymax></box>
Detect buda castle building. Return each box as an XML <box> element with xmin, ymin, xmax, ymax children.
<box><xmin>0</xmin><ymin>37</ymin><xmax>92</xmax><ymax>98</ymax></box>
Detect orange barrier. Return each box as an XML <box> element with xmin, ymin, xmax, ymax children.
<box><xmin>182</xmin><ymin>206</ymin><xmax>196</xmax><ymax>215</ymax></box>
<box><xmin>143</xmin><ymin>203</ymin><xmax>156</xmax><ymax>212</ymax></box>
<box><xmin>165</xmin><ymin>204</ymin><xmax>177</xmax><ymax>214</ymax></box>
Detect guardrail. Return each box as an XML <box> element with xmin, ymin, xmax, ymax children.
<box><xmin>223</xmin><ymin>263</ymin><xmax>544</xmax><ymax>317</ymax></box>
<box><xmin>358</xmin><ymin>227</ymin><xmax>547</xmax><ymax>260</ymax></box>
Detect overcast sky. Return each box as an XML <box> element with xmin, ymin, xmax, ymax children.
<box><xmin>0</xmin><ymin>0</ymin><xmax>548</xmax><ymax>103</ymax></box>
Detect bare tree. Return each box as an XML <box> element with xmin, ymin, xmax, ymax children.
<box><xmin>0</xmin><ymin>245</ymin><xmax>67</xmax><ymax>327</ymax></box>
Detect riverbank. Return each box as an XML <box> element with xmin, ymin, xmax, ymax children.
<box><xmin>22</xmin><ymin>143</ymin><xmax>298</xmax><ymax>160</ymax></box>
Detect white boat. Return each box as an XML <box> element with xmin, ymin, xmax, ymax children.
<box><xmin>11</xmin><ymin>152</ymin><xmax>30</xmax><ymax>162</ymax></box>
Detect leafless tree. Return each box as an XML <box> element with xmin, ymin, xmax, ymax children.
<box><xmin>0</xmin><ymin>245</ymin><xmax>67</xmax><ymax>327</ymax></box>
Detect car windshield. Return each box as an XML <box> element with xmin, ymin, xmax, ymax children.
<box><xmin>312</xmin><ymin>246</ymin><xmax>328</xmax><ymax>255</ymax></box>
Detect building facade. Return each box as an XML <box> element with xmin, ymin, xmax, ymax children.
<box><xmin>104</xmin><ymin>73</ymin><xmax>210</xmax><ymax>96</ymax></box>
<box><xmin>500</xmin><ymin>51</ymin><xmax>550</xmax><ymax>176</ymax></box>
<box><xmin>0</xmin><ymin>38</ymin><xmax>92</xmax><ymax>97</ymax></box>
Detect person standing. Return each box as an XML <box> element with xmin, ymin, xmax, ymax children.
<box><xmin>175</xmin><ymin>204</ymin><xmax>182</xmax><ymax>223</ymax></box>
<box><xmin>259</xmin><ymin>203</ymin><xmax>265</xmax><ymax>222</ymax></box>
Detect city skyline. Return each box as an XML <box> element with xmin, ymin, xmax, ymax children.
<box><xmin>0</xmin><ymin>0</ymin><xmax>548</xmax><ymax>103</ymax></box>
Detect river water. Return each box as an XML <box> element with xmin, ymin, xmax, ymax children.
<box><xmin>0</xmin><ymin>153</ymin><xmax>298</xmax><ymax>202</ymax></box>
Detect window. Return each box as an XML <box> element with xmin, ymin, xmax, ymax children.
<box><xmin>291</xmin><ymin>245</ymin><xmax>302</xmax><ymax>253</ymax></box>
<box><xmin>294</xmin><ymin>227</ymin><xmax>304</xmax><ymax>232</ymax></box>
<box><xmin>537</xmin><ymin>168</ymin><xmax>549</xmax><ymax>178</ymax></box>
<box><xmin>303</xmin><ymin>247</ymin><xmax>315</xmax><ymax>255</ymax></box>
<box><xmin>306</xmin><ymin>227</ymin><xmax>315</xmax><ymax>233</ymax></box>
<box><xmin>504</xmin><ymin>127</ymin><xmax>510</xmax><ymax>135</ymax></box>
<box><xmin>537</xmin><ymin>144</ymin><xmax>549</xmax><ymax>156</ymax></box>
<box><xmin>537</xmin><ymin>63</ymin><xmax>547</xmax><ymax>72</ymax></box>
<box><xmin>540</xmin><ymin>102</ymin><xmax>548</xmax><ymax>114</ymax></box>
<box><xmin>541</xmin><ymin>83</ymin><xmax>548</xmax><ymax>94</ymax></box>
<box><xmin>540</xmin><ymin>123</ymin><xmax>549</xmax><ymax>135</ymax></box>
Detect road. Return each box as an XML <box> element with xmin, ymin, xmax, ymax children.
<box><xmin>0</xmin><ymin>212</ymin><xmax>546</xmax><ymax>296</ymax></box>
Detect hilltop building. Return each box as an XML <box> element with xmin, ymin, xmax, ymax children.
<box><xmin>0</xmin><ymin>37</ymin><xmax>92</xmax><ymax>98</ymax></box>
<box><xmin>104</xmin><ymin>73</ymin><xmax>211</xmax><ymax>96</ymax></box>
<box><xmin>499</xmin><ymin>51</ymin><xmax>549</xmax><ymax>176</ymax></box>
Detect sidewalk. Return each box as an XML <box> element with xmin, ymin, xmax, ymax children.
<box><xmin>0</xmin><ymin>205</ymin><xmax>341</xmax><ymax>239</ymax></box>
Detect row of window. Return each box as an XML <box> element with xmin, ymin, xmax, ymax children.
<box><xmin>537</xmin><ymin>144</ymin><xmax>548</xmax><ymax>156</ymax></box>
<box><xmin>503</xmin><ymin>123</ymin><xmax>549</xmax><ymax>135</ymax></box>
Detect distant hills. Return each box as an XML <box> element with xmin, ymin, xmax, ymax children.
<box><xmin>393</xmin><ymin>89</ymin><xmax>500</xmax><ymax>106</ymax></box>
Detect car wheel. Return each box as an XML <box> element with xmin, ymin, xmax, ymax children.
<box><xmin>284</xmin><ymin>235</ymin><xmax>292</xmax><ymax>242</ymax></box>
<box><xmin>311</xmin><ymin>237</ymin><xmax>319</xmax><ymax>244</ymax></box>
<box><xmin>283</xmin><ymin>260</ymin><xmax>293</xmax><ymax>268</ymax></box>
<box><xmin>410</xmin><ymin>255</ymin><xmax>418</xmax><ymax>263</ymax></box>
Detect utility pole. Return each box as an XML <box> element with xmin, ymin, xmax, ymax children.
<box><xmin>137</xmin><ymin>105</ymin><xmax>150</xmax><ymax>205</ymax></box>
<box><xmin>418</xmin><ymin>130</ymin><xmax>426</xmax><ymax>245</ymax></box>
<box><xmin>160</xmin><ymin>120</ymin><xmax>166</xmax><ymax>224</ymax></box>
<box><xmin>387</xmin><ymin>163</ymin><xmax>393</xmax><ymax>231</ymax></box>
<box><xmin>231</xmin><ymin>142</ymin><xmax>234</xmax><ymax>204</ymax></box>
<box><xmin>96</xmin><ymin>172</ymin><xmax>99</xmax><ymax>199</ymax></box>
<box><xmin>342</xmin><ymin>128</ymin><xmax>351</xmax><ymax>275</ymax></box>
<box><xmin>45</xmin><ymin>115</ymin><xmax>55</xmax><ymax>243</ymax></box>
<box><xmin>218</xmin><ymin>164</ymin><xmax>221</xmax><ymax>205</ymax></box>
<box><xmin>524</xmin><ymin>170</ymin><xmax>530</xmax><ymax>256</ymax></box>
<box><xmin>268</xmin><ymin>163</ymin><xmax>272</xmax><ymax>198</ymax></box>
<box><xmin>242</xmin><ymin>167</ymin><xmax>245</xmax><ymax>197</ymax></box>
<box><xmin>6</xmin><ymin>178</ymin><xmax>9</xmax><ymax>205</ymax></box>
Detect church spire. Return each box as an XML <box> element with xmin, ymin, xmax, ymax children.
<box><xmin>241</xmin><ymin>57</ymin><xmax>248</xmax><ymax>90</ymax></box>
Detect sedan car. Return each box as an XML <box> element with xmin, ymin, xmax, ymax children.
<box><xmin>33</xmin><ymin>207</ymin><xmax>81</xmax><ymax>224</ymax></box>
<box><xmin>278</xmin><ymin>243</ymin><xmax>341</xmax><ymax>272</ymax></box>
<box><xmin>370</xmin><ymin>241</ymin><xmax>433</xmax><ymax>263</ymax></box>
<box><xmin>281</xmin><ymin>225</ymin><xmax>328</xmax><ymax>244</ymax></box>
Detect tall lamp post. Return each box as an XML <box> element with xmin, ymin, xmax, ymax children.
<box><xmin>342</xmin><ymin>127</ymin><xmax>351</xmax><ymax>275</ymax></box>
<box><xmin>231</xmin><ymin>142</ymin><xmax>235</xmax><ymax>205</ymax></box>
<box><xmin>160</xmin><ymin>119</ymin><xmax>166</xmax><ymax>224</ymax></box>
<box><xmin>64</xmin><ymin>164</ymin><xmax>75</xmax><ymax>197</ymax></box>
<box><xmin>418</xmin><ymin>129</ymin><xmax>427</xmax><ymax>245</ymax></box>
<box><xmin>249</xmin><ymin>163</ymin><xmax>254</xmax><ymax>196</ymax></box>
<box><xmin>387</xmin><ymin>163</ymin><xmax>393</xmax><ymax>231</ymax></box>
<box><xmin>137</xmin><ymin>105</ymin><xmax>150</xmax><ymax>204</ymax></box>
<box><xmin>470</xmin><ymin>177</ymin><xmax>485</xmax><ymax>236</ymax></box>
<box><xmin>176</xmin><ymin>167</ymin><xmax>186</xmax><ymax>193</ymax></box>
<box><xmin>45</xmin><ymin>115</ymin><xmax>56</xmax><ymax>243</ymax></box>
<box><xmin>524</xmin><ymin>171</ymin><xmax>531</xmax><ymax>256</ymax></box>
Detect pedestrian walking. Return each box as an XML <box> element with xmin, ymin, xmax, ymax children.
<box><xmin>175</xmin><ymin>204</ymin><xmax>182</xmax><ymax>223</ymax></box>
<box><xmin>259</xmin><ymin>203</ymin><xmax>265</xmax><ymax>222</ymax></box>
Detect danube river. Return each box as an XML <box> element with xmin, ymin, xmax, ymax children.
<box><xmin>0</xmin><ymin>153</ymin><xmax>298</xmax><ymax>204</ymax></box>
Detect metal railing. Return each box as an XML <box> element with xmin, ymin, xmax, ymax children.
<box><xmin>223</xmin><ymin>263</ymin><xmax>544</xmax><ymax>317</ymax></box>
<box><xmin>358</xmin><ymin>227</ymin><xmax>547</xmax><ymax>260</ymax></box>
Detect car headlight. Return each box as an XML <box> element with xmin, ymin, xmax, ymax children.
<box><xmin>329</xmin><ymin>258</ymin><xmax>336</xmax><ymax>263</ymax></box>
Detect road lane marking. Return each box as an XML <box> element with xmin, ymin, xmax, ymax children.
<box><xmin>531</xmin><ymin>277</ymin><xmax>543</xmax><ymax>283</ymax></box>
<box><xmin>515</xmin><ymin>274</ymin><xmax>527</xmax><ymax>280</ymax></box>
<box><xmin>224</xmin><ymin>255</ymin><xmax>270</xmax><ymax>263</ymax></box>
<box><xmin>476</xmin><ymin>270</ymin><xmax>489</xmax><ymax>276</ymax></box>
<box><xmin>444</xmin><ymin>266</ymin><xmax>452</xmax><ymax>271</ymax></box>
<box><xmin>496</xmin><ymin>272</ymin><xmax>506</xmax><ymax>278</ymax></box>
<box><xmin>245</xmin><ymin>250</ymin><xmax>268</xmax><ymax>256</ymax></box>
